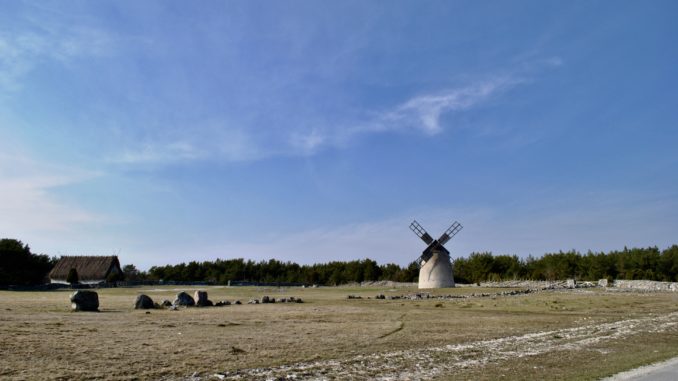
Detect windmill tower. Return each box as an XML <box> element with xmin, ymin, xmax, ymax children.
<box><xmin>409</xmin><ymin>220</ymin><xmax>463</xmax><ymax>289</ymax></box>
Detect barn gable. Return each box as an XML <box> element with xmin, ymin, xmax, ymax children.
<box><xmin>49</xmin><ymin>256</ymin><xmax>122</xmax><ymax>284</ymax></box>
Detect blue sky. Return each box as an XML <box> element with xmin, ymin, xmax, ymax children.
<box><xmin>1</xmin><ymin>1</ymin><xmax>677</xmax><ymax>269</ymax></box>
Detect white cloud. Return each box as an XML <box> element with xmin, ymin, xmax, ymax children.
<box><xmin>110</xmin><ymin>76</ymin><xmax>522</xmax><ymax>167</ymax></box>
<box><xmin>109</xmin><ymin>125</ymin><xmax>269</xmax><ymax>165</ymax></box>
<box><xmin>113</xmin><ymin>141</ymin><xmax>205</xmax><ymax>165</ymax></box>
<box><xmin>289</xmin><ymin>129</ymin><xmax>327</xmax><ymax>155</ymax></box>
<box><xmin>0</xmin><ymin>18</ymin><xmax>115</xmax><ymax>91</ymax></box>
<box><xmin>0</xmin><ymin>151</ymin><xmax>103</xmax><ymax>237</ymax></box>
<box><xmin>379</xmin><ymin>76</ymin><xmax>521</xmax><ymax>135</ymax></box>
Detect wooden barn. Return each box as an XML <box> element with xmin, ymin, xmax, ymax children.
<box><xmin>49</xmin><ymin>256</ymin><xmax>123</xmax><ymax>285</ymax></box>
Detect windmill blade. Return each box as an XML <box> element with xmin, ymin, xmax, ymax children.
<box><xmin>437</xmin><ymin>221</ymin><xmax>463</xmax><ymax>246</ymax></box>
<box><xmin>409</xmin><ymin>220</ymin><xmax>434</xmax><ymax>245</ymax></box>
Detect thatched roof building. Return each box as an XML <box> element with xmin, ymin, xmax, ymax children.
<box><xmin>49</xmin><ymin>256</ymin><xmax>122</xmax><ymax>285</ymax></box>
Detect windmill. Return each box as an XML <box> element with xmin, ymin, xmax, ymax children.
<box><xmin>409</xmin><ymin>220</ymin><xmax>463</xmax><ymax>288</ymax></box>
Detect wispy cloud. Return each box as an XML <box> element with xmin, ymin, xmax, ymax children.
<box><xmin>0</xmin><ymin>150</ymin><xmax>103</xmax><ymax>236</ymax></box>
<box><xmin>109</xmin><ymin>124</ymin><xmax>270</xmax><ymax>165</ymax></box>
<box><xmin>369</xmin><ymin>76</ymin><xmax>522</xmax><ymax>136</ymax></box>
<box><xmin>111</xmin><ymin>75</ymin><xmax>524</xmax><ymax>166</ymax></box>
<box><xmin>0</xmin><ymin>14</ymin><xmax>116</xmax><ymax>91</ymax></box>
<box><xmin>285</xmin><ymin>75</ymin><xmax>524</xmax><ymax>153</ymax></box>
<box><xmin>113</xmin><ymin>141</ymin><xmax>206</xmax><ymax>165</ymax></box>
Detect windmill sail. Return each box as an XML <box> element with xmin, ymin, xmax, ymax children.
<box><xmin>437</xmin><ymin>221</ymin><xmax>462</xmax><ymax>246</ymax></box>
<box><xmin>409</xmin><ymin>220</ymin><xmax>434</xmax><ymax>245</ymax></box>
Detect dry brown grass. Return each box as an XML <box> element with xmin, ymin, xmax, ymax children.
<box><xmin>1</xmin><ymin>286</ymin><xmax>677</xmax><ymax>380</ymax></box>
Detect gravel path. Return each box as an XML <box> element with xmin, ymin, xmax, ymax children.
<box><xmin>603</xmin><ymin>356</ymin><xmax>678</xmax><ymax>381</ymax></box>
<box><xmin>205</xmin><ymin>312</ymin><xmax>678</xmax><ymax>380</ymax></box>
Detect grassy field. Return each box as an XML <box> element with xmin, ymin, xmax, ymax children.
<box><xmin>1</xmin><ymin>285</ymin><xmax>678</xmax><ymax>380</ymax></box>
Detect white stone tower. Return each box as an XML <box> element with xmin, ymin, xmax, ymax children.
<box><xmin>409</xmin><ymin>220</ymin><xmax>462</xmax><ymax>289</ymax></box>
<box><xmin>418</xmin><ymin>251</ymin><xmax>455</xmax><ymax>288</ymax></box>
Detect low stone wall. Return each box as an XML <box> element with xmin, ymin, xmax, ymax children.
<box><xmin>479</xmin><ymin>279</ymin><xmax>678</xmax><ymax>291</ymax></box>
<box><xmin>478</xmin><ymin>280</ymin><xmax>574</xmax><ymax>289</ymax></box>
<box><xmin>611</xmin><ymin>280</ymin><xmax>678</xmax><ymax>291</ymax></box>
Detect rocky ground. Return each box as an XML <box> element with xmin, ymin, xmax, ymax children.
<box><xmin>200</xmin><ymin>312</ymin><xmax>678</xmax><ymax>381</ymax></box>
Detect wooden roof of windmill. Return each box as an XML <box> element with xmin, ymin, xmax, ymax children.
<box><xmin>49</xmin><ymin>256</ymin><xmax>121</xmax><ymax>282</ymax></box>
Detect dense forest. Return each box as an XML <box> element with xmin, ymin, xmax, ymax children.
<box><xmin>2</xmin><ymin>237</ymin><xmax>678</xmax><ymax>286</ymax></box>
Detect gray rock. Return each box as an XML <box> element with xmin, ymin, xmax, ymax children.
<box><xmin>173</xmin><ymin>291</ymin><xmax>195</xmax><ymax>306</ymax></box>
<box><xmin>70</xmin><ymin>290</ymin><xmax>99</xmax><ymax>312</ymax></box>
<box><xmin>194</xmin><ymin>290</ymin><xmax>212</xmax><ymax>307</ymax></box>
<box><xmin>134</xmin><ymin>294</ymin><xmax>155</xmax><ymax>309</ymax></box>
<box><xmin>248</xmin><ymin>299</ymin><xmax>259</xmax><ymax>304</ymax></box>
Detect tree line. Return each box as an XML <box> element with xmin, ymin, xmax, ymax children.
<box><xmin>2</xmin><ymin>237</ymin><xmax>678</xmax><ymax>286</ymax></box>
<box><xmin>453</xmin><ymin>245</ymin><xmax>678</xmax><ymax>284</ymax></box>
<box><xmin>141</xmin><ymin>245</ymin><xmax>678</xmax><ymax>285</ymax></box>
<box><xmin>144</xmin><ymin>258</ymin><xmax>421</xmax><ymax>285</ymax></box>
<box><xmin>0</xmin><ymin>239</ymin><xmax>56</xmax><ymax>286</ymax></box>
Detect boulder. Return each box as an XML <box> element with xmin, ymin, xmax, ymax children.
<box><xmin>234</xmin><ymin>300</ymin><xmax>242</xmax><ymax>305</ymax></box>
<box><xmin>194</xmin><ymin>291</ymin><xmax>212</xmax><ymax>307</ymax></box>
<box><xmin>161</xmin><ymin>299</ymin><xmax>172</xmax><ymax>307</ymax></box>
<box><xmin>261</xmin><ymin>296</ymin><xmax>271</xmax><ymax>304</ymax></box>
<box><xmin>134</xmin><ymin>294</ymin><xmax>155</xmax><ymax>309</ymax></box>
<box><xmin>173</xmin><ymin>291</ymin><xmax>195</xmax><ymax>306</ymax></box>
<box><xmin>70</xmin><ymin>290</ymin><xmax>99</xmax><ymax>312</ymax></box>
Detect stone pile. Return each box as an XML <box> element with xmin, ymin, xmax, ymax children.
<box><xmin>353</xmin><ymin>289</ymin><xmax>535</xmax><ymax>302</ymax></box>
<box><xmin>248</xmin><ymin>296</ymin><xmax>303</xmax><ymax>304</ymax></box>
<box><xmin>69</xmin><ymin>289</ymin><xmax>304</xmax><ymax>312</ymax></box>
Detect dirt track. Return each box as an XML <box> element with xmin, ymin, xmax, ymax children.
<box><xmin>210</xmin><ymin>312</ymin><xmax>678</xmax><ymax>380</ymax></box>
